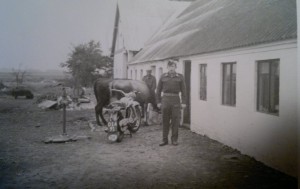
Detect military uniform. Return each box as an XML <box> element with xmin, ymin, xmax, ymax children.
<box><xmin>156</xmin><ymin>72</ymin><xmax>186</xmax><ymax>144</ymax></box>
<box><xmin>143</xmin><ymin>74</ymin><xmax>157</xmax><ymax>110</ymax></box>
<box><xmin>142</xmin><ymin>74</ymin><xmax>156</xmax><ymax>92</ymax></box>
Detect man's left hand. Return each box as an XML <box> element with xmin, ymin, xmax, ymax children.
<box><xmin>181</xmin><ymin>104</ymin><xmax>186</xmax><ymax>109</ymax></box>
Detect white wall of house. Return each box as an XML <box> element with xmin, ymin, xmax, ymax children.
<box><xmin>113</xmin><ymin>23</ymin><xmax>128</xmax><ymax>79</ymax></box>
<box><xmin>187</xmin><ymin>40</ymin><xmax>297</xmax><ymax>177</ymax></box>
<box><xmin>129</xmin><ymin>41</ymin><xmax>297</xmax><ymax>176</ymax></box>
<box><xmin>128</xmin><ymin>60</ymin><xmax>168</xmax><ymax>82</ymax></box>
<box><xmin>113</xmin><ymin>51</ymin><xmax>128</xmax><ymax>79</ymax></box>
<box><xmin>114</xmin><ymin>49</ymin><xmax>143</xmax><ymax>79</ymax></box>
<box><xmin>297</xmin><ymin>0</ymin><xmax>300</xmax><ymax>178</ymax></box>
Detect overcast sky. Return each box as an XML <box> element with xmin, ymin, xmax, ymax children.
<box><xmin>0</xmin><ymin>0</ymin><xmax>117</xmax><ymax>71</ymax></box>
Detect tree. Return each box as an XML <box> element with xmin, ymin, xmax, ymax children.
<box><xmin>61</xmin><ymin>40</ymin><xmax>113</xmax><ymax>87</ymax></box>
<box><xmin>92</xmin><ymin>55</ymin><xmax>113</xmax><ymax>78</ymax></box>
<box><xmin>12</xmin><ymin>64</ymin><xmax>26</xmax><ymax>87</ymax></box>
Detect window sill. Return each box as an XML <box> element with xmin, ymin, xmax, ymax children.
<box><xmin>257</xmin><ymin>110</ymin><xmax>279</xmax><ymax>117</ymax></box>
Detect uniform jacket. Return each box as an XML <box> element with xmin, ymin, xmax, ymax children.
<box><xmin>156</xmin><ymin>72</ymin><xmax>187</xmax><ymax>104</ymax></box>
<box><xmin>142</xmin><ymin>75</ymin><xmax>156</xmax><ymax>91</ymax></box>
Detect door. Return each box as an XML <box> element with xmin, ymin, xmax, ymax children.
<box><xmin>151</xmin><ymin>65</ymin><xmax>156</xmax><ymax>78</ymax></box>
<box><xmin>183</xmin><ymin>60</ymin><xmax>191</xmax><ymax>127</ymax></box>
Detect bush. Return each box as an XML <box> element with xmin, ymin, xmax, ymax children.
<box><xmin>11</xmin><ymin>88</ymin><xmax>34</xmax><ymax>99</ymax></box>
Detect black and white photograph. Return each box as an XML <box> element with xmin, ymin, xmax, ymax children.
<box><xmin>0</xmin><ymin>0</ymin><xmax>298</xmax><ymax>188</ymax></box>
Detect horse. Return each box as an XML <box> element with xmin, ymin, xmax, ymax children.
<box><xmin>93</xmin><ymin>78</ymin><xmax>157</xmax><ymax>126</ymax></box>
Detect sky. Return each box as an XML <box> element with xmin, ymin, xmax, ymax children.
<box><xmin>0</xmin><ymin>0</ymin><xmax>117</xmax><ymax>71</ymax></box>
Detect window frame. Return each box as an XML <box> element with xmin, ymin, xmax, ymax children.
<box><xmin>140</xmin><ymin>69</ymin><xmax>143</xmax><ymax>80</ymax></box>
<box><xmin>256</xmin><ymin>59</ymin><xmax>280</xmax><ymax>116</ymax></box>
<box><xmin>159</xmin><ymin>67</ymin><xmax>163</xmax><ymax>78</ymax></box>
<box><xmin>221</xmin><ymin>62</ymin><xmax>236</xmax><ymax>106</ymax></box>
<box><xmin>199</xmin><ymin>64</ymin><xmax>207</xmax><ymax>101</ymax></box>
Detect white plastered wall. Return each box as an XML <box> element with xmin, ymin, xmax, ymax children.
<box><xmin>128</xmin><ymin>60</ymin><xmax>167</xmax><ymax>82</ymax></box>
<box><xmin>188</xmin><ymin>40</ymin><xmax>297</xmax><ymax>177</ymax></box>
<box><xmin>297</xmin><ymin>0</ymin><xmax>300</xmax><ymax>180</ymax></box>
<box><xmin>113</xmin><ymin>52</ymin><xmax>127</xmax><ymax>79</ymax></box>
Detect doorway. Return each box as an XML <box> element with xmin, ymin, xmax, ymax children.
<box><xmin>183</xmin><ymin>60</ymin><xmax>191</xmax><ymax>128</ymax></box>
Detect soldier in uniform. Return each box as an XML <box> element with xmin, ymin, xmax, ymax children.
<box><xmin>156</xmin><ymin>60</ymin><xmax>186</xmax><ymax>146</ymax></box>
<box><xmin>142</xmin><ymin>68</ymin><xmax>158</xmax><ymax>111</ymax></box>
<box><xmin>142</xmin><ymin>69</ymin><xmax>156</xmax><ymax>96</ymax></box>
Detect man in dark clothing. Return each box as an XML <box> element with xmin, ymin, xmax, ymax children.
<box><xmin>156</xmin><ymin>60</ymin><xmax>187</xmax><ymax>146</ymax></box>
<box><xmin>142</xmin><ymin>69</ymin><xmax>158</xmax><ymax>111</ymax></box>
<box><xmin>142</xmin><ymin>69</ymin><xmax>156</xmax><ymax>93</ymax></box>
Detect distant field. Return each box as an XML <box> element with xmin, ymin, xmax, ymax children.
<box><xmin>0</xmin><ymin>70</ymin><xmax>74</xmax><ymax>98</ymax></box>
<box><xmin>0</xmin><ymin>70</ymin><xmax>70</xmax><ymax>83</ymax></box>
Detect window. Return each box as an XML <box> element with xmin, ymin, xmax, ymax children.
<box><xmin>151</xmin><ymin>66</ymin><xmax>156</xmax><ymax>77</ymax></box>
<box><xmin>199</xmin><ymin>64</ymin><xmax>207</xmax><ymax>100</ymax></box>
<box><xmin>159</xmin><ymin>67</ymin><xmax>163</xmax><ymax>78</ymax></box>
<box><xmin>140</xmin><ymin>69</ymin><xmax>143</xmax><ymax>80</ymax></box>
<box><xmin>130</xmin><ymin>70</ymin><xmax>132</xmax><ymax>79</ymax></box>
<box><xmin>222</xmin><ymin>62</ymin><xmax>236</xmax><ymax>106</ymax></box>
<box><xmin>257</xmin><ymin>59</ymin><xmax>279</xmax><ymax>115</ymax></box>
<box><xmin>135</xmin><ymin>70</ymin><xmax>137</xmax><ymax>80</ymax></box>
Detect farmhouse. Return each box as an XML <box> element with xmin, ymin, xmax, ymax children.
<box><xmin>110</xmin><ymin>0</ymin><xmax>190</xmax><ymax>79</ymax></box>
<box><xmin>117</xmin><ymin>0</ymin><xmax>297</xmax><ymax>177</ymax></box>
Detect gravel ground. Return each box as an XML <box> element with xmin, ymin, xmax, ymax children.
<box><xmin>0</xmin><ymin>95</ymin><xmax>297</xmax><ymax>189</ymax></box>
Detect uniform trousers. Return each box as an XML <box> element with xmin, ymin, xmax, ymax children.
<box><xmin>161</xmin><ymin>96</ymin><xmax>181</xmax><ymax>143</ymax></box>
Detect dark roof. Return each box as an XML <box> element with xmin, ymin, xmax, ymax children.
<box><xmin>131</xmin><ymin>0</ymin><xmax>297</xmax><ymax>64</ymax></box>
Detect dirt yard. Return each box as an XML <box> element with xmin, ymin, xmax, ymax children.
<box><xmin>0</xmin><ymin>85</ymin><xmax>297</xmax><ymax>189</ymax></box>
